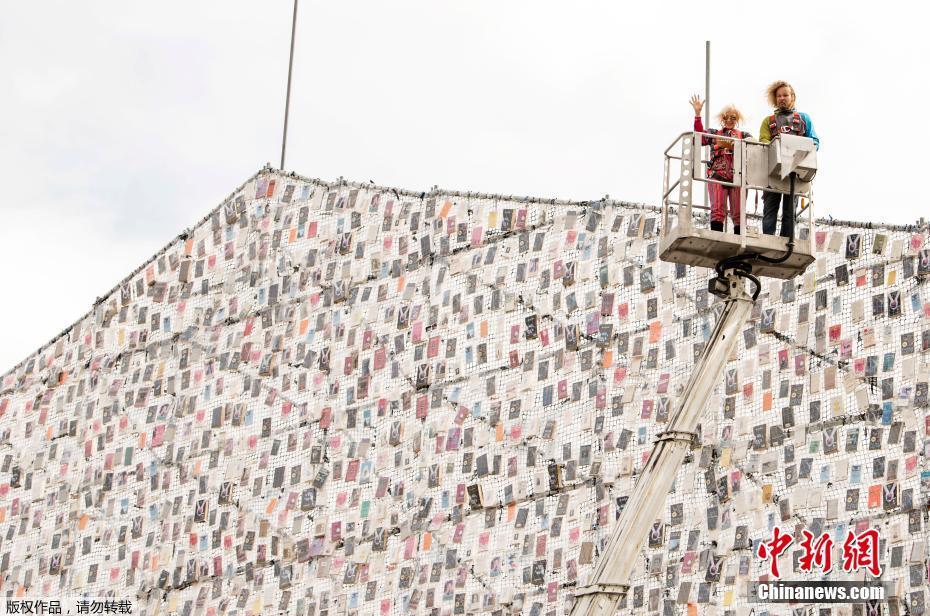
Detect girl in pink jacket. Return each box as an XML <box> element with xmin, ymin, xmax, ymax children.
<box><xmin>690</xmin><ymin>95</ymin><xmax>752</xmax><ymax>234</ymax></box>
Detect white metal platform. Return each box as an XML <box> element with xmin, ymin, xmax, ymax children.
<box><xmin>660</xmin><ymin>226</ymin><xmax>815</xmax><ymax>279</ymax></box>
<box><xmin>659</xmin><ymin>131</ymin><xmax>818</xmax><ymax>280</ymax></box>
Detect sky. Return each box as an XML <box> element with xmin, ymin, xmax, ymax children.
<box><xmin>1</xmin><ymin>1</ymin><xmax>927</xmax><ymax>374</ymax></box>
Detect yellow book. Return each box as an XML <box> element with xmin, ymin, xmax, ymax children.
<box><xmin>720</xmin><ymin>448</ymin><xmax>731</xmax><ymax>467</ymax></box>
<box><xmin>762</xmin><ymin>484</ymin><xmax>773</xmax><ymax>503</ymax></box>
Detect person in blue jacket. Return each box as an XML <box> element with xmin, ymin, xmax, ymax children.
<box><xmin>759</xmin><ymin>80</ymin><xmax>819</xmax><ymax>238</ymax></box>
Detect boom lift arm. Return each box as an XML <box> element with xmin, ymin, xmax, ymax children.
<box><xmin>570</xmin><ymin>268</ymin><xmax>755</xmax><ymax>615</ymax></box>
<box><xmin>571</xmin><ymin>129</ymin><xmax>816</xmax><ymax>615</ymax></box>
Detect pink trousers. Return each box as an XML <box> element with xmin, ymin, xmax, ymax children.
<box><xmin>710</xmin><ymin>183</ymin><xmax>741</xmax><ymax>225</ymax></box>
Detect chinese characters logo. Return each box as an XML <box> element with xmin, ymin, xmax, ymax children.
<box><xmin>757</xmin><ymin>527</ymin><xmax>881</xmax><ymax>578</ymax></box>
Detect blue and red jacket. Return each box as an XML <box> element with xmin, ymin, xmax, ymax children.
<box><xmin>759</xmin><ymin>109</ymin><xmax>819</xmax><ymax>149</ymax></box>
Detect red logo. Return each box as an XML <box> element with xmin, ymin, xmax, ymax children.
<box><xmin>841</xmin><ymin>528</ymin><xmax>882</xmax><ymax>577</ymax></box>
<box><xmin>757</xmin><ymin>527</ymin><xmax>881</xmax><ymax>578</ymax></box>
<box><xmin>756</xmin><ymin>527</ymin><xmax>793</xmax><ymax>578</ymax></box>
<box><xmin>799</xmin><ymin>530</ymin><xmax>834</xmax><ymax>574</ymax></box>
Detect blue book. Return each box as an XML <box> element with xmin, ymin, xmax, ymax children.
<box><xmin>883</xmin><ymin>352</ymin><xmax>895</xmax><ymax>371</ymax></box>
<box><xmin>882</xmin><ymin>402</ymin><xmax>893</xmax><ymax>425</ymax></box>
<box><xmin>850</xmin><ymin>465</ymin><xmax>861</xmax><ymax>484</ymax></box>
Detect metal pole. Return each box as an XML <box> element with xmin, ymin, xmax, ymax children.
<box><xmin>280</xmin><ymin>0</ymin><xmax>299</xmax><ymax>170</ymax></box>
<box><xmin>704</xmin><ymin>40</ymin><xmax>710</xmax><ymax>210</ymax></box>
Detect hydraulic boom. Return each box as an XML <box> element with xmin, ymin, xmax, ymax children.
<box><xmin>570</xmin><ymin>269</ymin><xmax>755</xmax><ymax>615</ymax></box>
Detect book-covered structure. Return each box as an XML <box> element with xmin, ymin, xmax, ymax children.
<box><xmin>2</xmin><ymin>167</ymin><xmax>930</xmax><ymax>615</ymax></box>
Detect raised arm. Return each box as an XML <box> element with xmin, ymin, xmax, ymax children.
<box><xmin>690</xmin><ymin>95</ymin><xmax>714</xmax><ymax>145</ymax></box>
<box><xmin>690</xmin><ymin>94</ymin><xmax>704</xmax><ymax>118</ymax></box>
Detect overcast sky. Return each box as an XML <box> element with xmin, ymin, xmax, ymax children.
<box><xmin>1</xmin><ymin>1</ymin><xmax>927</xmax><ymax>373</ymax></box>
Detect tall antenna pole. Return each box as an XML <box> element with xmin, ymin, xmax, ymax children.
<box><xmin>704</xmin><ymin>40</ymin><xmax>710</xmax><ymax>209</ymax></box>
<box><xmin>280</xmin><ymin>0</ymin><xmax>299</xmax><ymax>170</ymax></box>
<box><xmin>704</xmin><ymin>41</ymin><xmax>710</xmax><ymax>132</ymax></box>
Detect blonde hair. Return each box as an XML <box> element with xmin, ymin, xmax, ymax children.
<box><xmin>715</xmin><ymin>104</ymin><xmax>744</xmax><ymax>125</ymax></box>
<box><xmin>766</xmin><ymin>80</ymin><xmax>796</xmax><ymax>108</ymax></box>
